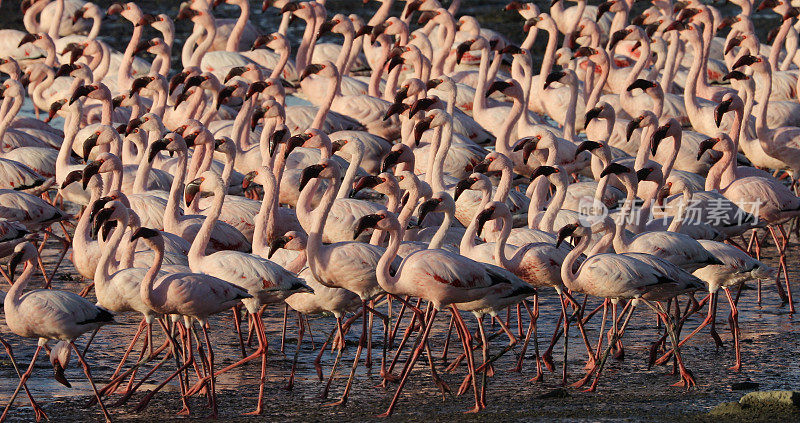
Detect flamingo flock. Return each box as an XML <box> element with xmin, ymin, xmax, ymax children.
<box><xmin>0</xmin><ymin>0</ymin><xmax>798</xmax><ymax>420</ymax></box>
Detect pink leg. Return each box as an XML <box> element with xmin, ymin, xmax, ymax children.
<box><xmin>69</xmin><ymin>342</ymin><xmax>113</xmax><ymax>422</ymax></box>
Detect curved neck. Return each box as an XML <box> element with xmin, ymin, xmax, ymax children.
<box><xmin>336</xmin><ymin>142</ymin><xmax>363</xmax><ymax>199</ymax></box>
<box><xmin>432</xmin><ymin>18</ymin><xmax>456</xmax><ymax>77</ymax></box>
<box><xmin>189</xmin><ymin>19</ymin><xmax>216</xmax><ymax>67</ymax></box>
<box><xmin>95</xmin><ymin>212</ymin><xmax>128</xmax><ymax>291</ymax></box>
<box><xmin>119</xmin><ymin>22</ymin><xmax>144</xmax><ymax>91</ymax></box>
<box><xmin>164</xmin><ymin>149</ymin><xmax>188</xmax><ymax>229</ymax></box>
<box><xmin>683</xmin><ymin>37</ymin><xmax>703</xmax><ymax>116</ymax></box>
<box><xmin>560</xmin><ymin>227</ymin><xmax>591</xmax><ymax>291</ymax></box>
<box><xmin>139</xmin><ymin>239</ymin><xmax>165</xmax><ymax>311</ymax></box>
<box><xmin>540</xmin><ymin>176</ymin><xmax>567</xmax><ymax>232</ymax></box>
<box><xmin>296</xmin><ymin>16</ymin><xmax>317</xmax><ymax>73</ymax></box>
<box><xmin>495</xmin><ymin>94</ymin><xmax>523</xmax><ymax>155</ymax></box>
<box><xmin>189</xmin><ymin>182</ymin><xmax>226</xmax><ymax>263</ymax></box>
<box><xmin>472</xmin><ymin>44</ymin><xmax>491</xmax><ymax>114</ymax></box>
<box><xmin>305</xmin><ymin>175</ymin><xmax>339</xmax><ymax>283</ymax></box>
<box><xmin>6</xmin><ymin>260</ymin><xmax>36</xmax><ymax>309</ymax></box>
<box><xmin>311</xmin><ymin>74</ymin><xmax>338</xmax><ymax>130</ymax></box>
<box><xmin>753</xmin><ymin>67</ymin><xmax>773</xmax><ymax>143</ymax></box>
<box><xmin>226</xmin><ymin>1</ymin><xmax>250</xmax><ymax>52</ymax></box>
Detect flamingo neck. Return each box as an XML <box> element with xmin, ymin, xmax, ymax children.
<box><xmin>311</xmin><ymin>74</ymin><xmax>338</xmax><ymax>130</ymax></box>
<box><xmin>560</xmin><ymin>226</ymin><xmax>590</xmax><ymax>292</ymax></box>
<box><xmin>119</xmin><ymin>22</ymin><xmax>145</xmax><ymax>90</ymax></box>
<box><xmin>164</xmin><ymin>148</ymin><xmax>188</xmax><ymax>229</ymax></box>
<box><xmin>540</xmin><ymin>175</ymin><xmax>567</xmax><ymax>233</ymax></box>
<box><xmin>306</xmin><ymin>175</ymin><xmax>339</xmax><ymax>283</ymax></box>
<box><xmin>428</xmin><ymin>206</ymin><xmax>453</xmax><ymax>250</ymax></box>
<box><xmin>226</xmin><ymin>0</ymin><xmax>250</xmax><ymax>52</ymax></box>
<box><xmin>189</xmin><ymin>182</ymin><xmax>226</xmax><ymax>264</ymax></box>
<box><xmin>432</xmin><ymin>17</ymin><xmax>456</xmax><ymax>77</ymax></box>
<box><xmin>472</xmin><ymin>44</ymin><xmax>491</xmax><ymax>114</ymax></box>
<box><xmin>336</xmin><ymin>142</ymin><xmax>363</xmax><ymax>199</ymax></box>
<box><xmin>95</xmin><ymin>212</ymin><xmax>128</xmax><ymax>295</ymax></box>
<box><xmin>295</xmin><ymin>15</ymin><xmax>317</xmax><ymax>73</ymax></box>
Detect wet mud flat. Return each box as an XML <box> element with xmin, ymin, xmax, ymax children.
<box><xmin>0</xmin><ymin>238</ymin><xmax>799</xmax><ymax>422</ymax></box>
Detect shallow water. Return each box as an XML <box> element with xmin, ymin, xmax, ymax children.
<box><xmin>0</xmin><ymin>0</ymin><xmax>798</xmax><ymax>421</ymax></box>
<box><xmin>0</xmin><ymin>237</ymin><xmax>798</xmax><ymax>421</ymax></box>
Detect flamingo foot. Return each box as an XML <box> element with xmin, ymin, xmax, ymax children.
<box><xmin>571</xmin><ymin>371</ymin><xmax>594</xmax><ymax>388</ymax></box>
<box><xmin>541</xmin><ymin>351</ymin><xmax>555</xmax><ymax>372</ymax></box>
<box><xmin>324</xmin><ymin>398</ymin><xmax>348</xmax><ymax>407</ymax></box>
<box><xmin>464</xmin><ymin>404</ymin><xmax>482</xmax><ymax>414</ymax></box>
<box><xmin>672</xmin><ymin>369</ymin><xmax>696</xmax><ymax>388</ymax></box>
<box><xmin>242</xmin><ymin>408</ymin><xmax>263</xmax><ymax>416</ymax></box>
<box><xmin>176</xmin><ymin>406</ymin><xmax>191</xmax><ymax>416</ymax></box>
<box><xmin>729</xmin><ymin>363</ymin><xmax>742</xmax><ymax>372</ymax></box>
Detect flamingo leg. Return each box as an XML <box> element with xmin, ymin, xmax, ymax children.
<box><xmin>440</xmin><ymin>314</ymin><xmax>455</xmax><ymax>363</ymax></box>
<box><xmin>0</xmin><ymin>342</ymin><xmax>46</xmax><ymax>422</ymax></box>
<box><xmin>723</xmin><ymin>288</ymin><xmax>742</xmax><ymax>371</ymax></box>
<box><xmin>280</xmin><ymin>303</ymin><xmax>288</xmax><ymax>353</ymax></box>
<box><xmin>108</xmin><ymin>319</ymin><xmax>146</xmax><ymax>386</ymax></box>
<box><xmin>320</xmin><ymin>317</ymin><xmax>345</xmax><ymax>400</ymax></box>
<box><xmin>643</xmin><ymin>302</ymin><xmax>695</xmax><ymax>388</ymax></box>
<box><xmin>584</xmin><ymin>303</ymin><xmax>636</xmax><ymax>392</ymax></box>
<box><xmin>69</xmin><ymin>342</ymin><xmax>113</xmax><ymax>423</ymax></box>
<box><xmin>199</xmin><ymin>324</ymin><xmax>218</xmax><ymax>418</ymax></box>
<box><xmin>377</xmin><ymin>305</ymin><xmax>439</xmax><ymax>418</ymax></box>
<box><xmin>285</xmin><ymin>311</ymin><xmax>304</xmax><ymax>391</ymax></box>
<box><xmin>655</xmin><ymin>291</ymin><xmax>717</xmax><ymax>366</ymax></box>
<box><xmin>232</xmin><ymin>306</ymin><xmax>246</xmax><ymax>358</ymax></box>
<box><xmin>451</xmin><ymin>307</ymin><xmax>482</xmax><ymax>413</ymax></box>
<box><xmin>325</xmin><ymin>300</ymin><xmax>369</xmax><ymax>406</ymax></box>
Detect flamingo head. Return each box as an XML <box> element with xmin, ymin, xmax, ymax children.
<box><xmin>575</xmin><ymin>141</ymin><xmax>604</xmax><ymax>159</ymax></box>
<box><xmin>556</xmin><ymin>223</ymin><xmax>581</xmax><ymax>249</ymax></box>
<box><xmin>697</xmin><ymin>137</ymin><xmax>720</xmax><ymax>160</ymax></box>
<box><xmin>351</xmin><ymin>175</ymin><xmax>384</xmax><ymax>198</ymax></box>
<box><xmin>269</xmin><ymin>231</ymin><xmax>306</xmax><ymax>258</ymax></box>
<box><xmin>8</xmin><ymin>242</ymin><xmax>37</xmax><ymax>280</ymax></box>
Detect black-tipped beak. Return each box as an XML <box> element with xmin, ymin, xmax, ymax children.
<box><xmin>17</xmin><ymin>33</ymin><xmax>36</xmax><ymax>48</ymax></box>
<box><xmin>417</xmin><ymin>10</ymin><xmax>436</xmax><ymax>25</ymax></box>
<box><xmin>608</xmin><ymin>29</ymin><xmax>628</xmax><ymax>51</ymax></box>
<box><xmin>47</xmin><ymin>99</ymin><xmax>66</xmax><ymax>123</ymax></box>
<box><xmin>584</xmin><ymin>106</ymin><xmax>603</xmax><ymax>129</ymax></box>
<box><xmin>626</xmin><ymin>116</ymin><xmax>643</xmax><ymax>142</ymax></box>
<box><xmin>70</xmin><ymin>85</ymin><xmax>95</xmax><ymax>105</ymax></box>
<box><xmin>88</xmin><ymin>196</ymin><xmax>113</xmax><ymax>224</ymax></box>
<box><xmin>8</xmin><ymin>250</ymin><xmax>24</xmax><ymax>280</ymax></box>
<box><xmin>627</xmin><ymin>78</ymin><xmax>655</xmax><ymax>92</ymax></box>
<box><xmin>556</xmin><ymin>223</ymin><xmax>579</xmax><ymax>248</ymax></box>
<box><xmin>714</xmin><ymin>98</ymin><xmax>733</xmax><ymax>128</ymax></box>
<box><xmin>131</xmin><ymin>227</ymin><xmax>159</xmax><ymax>241</ymax></box>
<box><xmin>455</xmin><ymin>41</ymin><xmax>472</xmax><ymax>65</ymax></box>
<box><xmin>317</xmin><ymin>19</ymin><xmax>337</xmax><ymax>39</ymax></box>
<box><xmin>107</xmin><ymin>2</ymin><xmax>124</xmax><ymax>16</ymax></box>
<box><xmin>384</xmin><ymin>102</ymin><xmax>408</xmax><ymax>121</ymax></box>
<box><xmin>280</xmin><ymin>1</ymin><xmax>299</xmax><ymax>14</ymax></box>
<box><xmin>725</xmin><ymin>35</ymin><xmax>743</xmax><ymax>55</ymax></box>
<box><xmin>216</xmin><ymin>85</ymin><xmax>237</xmax><ymax>109</ymax></box>
<box><xmin>351</xmin><ymin>175</ymin><xmax>382</xmax><ymax>198</ymax></box>
<box><xmin>82</xmin><ymin>133</ymin><xmax>99</xmax><ymax>161</ymax></box>
<box><xmin>636</xmin><ymin>167</ymin><xmax>654</xmax><ymax>182</ymax></box>
<box><xmin>354</xmin><ymin>213</ymin><xmax>382</xmax><ymax>239</ymax></box>
<box><xmin>138</xmin><ymin>13</ymin><xmax>158</xmax><ymax>27</ymax></box>
<box><xmin>299</xmin><ymin>164</ymin><xmax>325</xmax><ymax>191</ymax></box>
<box><xmin>476</xmin><ymin>206</ymin><xmax>495</xmax><ymax>237</ymax></box>
<box><xmin>269</xmin><ymin>128</ymin><xmax>289</xmax><ymax>157</ymax></box>
<box><xmin>409</xmin><ymin>97</ymin><xmax>435</xmax><ymax>118</ymax></box>
<box><xmin>454</xmin><ymin>177</ymin><xmax>474</xmax><ymax>201</ymax></box>
<box><xmin>126</xmin><ymin>117</ymin><xmax>143</xmax><ymax>135</ymax></box>
<box><xmin>176</xmin><ymin>5</ymin><xmax>200</xmax><ymax>20</ymax></box>
<box><xmin>246</xmin><ymin>81</ymin><xmax>268</xmax><ymax>99</ymax></box>
<box><xmin>697</xmin><ymin>138</ymin><xmax>719</xmax><ymax>160</ymax></box>
<box><xmin>242</xmin><ymin>171</ymin><xmax>257</xmax><ymax>190</ymax></box>
<box><xmin>225</xmin><ymin>66</ymin><xmax>247</xmax><ymax>83</ymax></box>
<box><xmin>53</xmin><ymin>361</ymin><xmax>71</xmax><ymax>388</ymax></box>
<box><xmin>148</xmin><ymin>139</ymin><xmax>168</xmax><ymax>162</ymax></box>
<box><xmin>597</xmin><ymin>1</ymin><xmax>613</xmax><ymax>21</ymax></box>
<box><xmin>92</xmin><ymin>207</ymin><xmax>114</xmax><ymax>239</ymax></box>
<box><xmin>371</xmin><ymin>21</ymin><xmax>390</xmax><ymax>44</ymax></box>
<box><xmin>732</xmin><ymin>54</ymin><xmax>758</xmax><ymax>70</ymax></box>
<box><xmin>81</xmin><ymin>160</ymin><xmax>103</xmax><ymax>189</ymax></box>
<box><xmin>574</xmin><ymin>46</ymin><xmax>596</xmax><ymax>58</ymax></box>
<box><xmin>55</xmin><ymin>64</ymin><xmax>75</xmax><ymax>78</ymax></box>
<box><xmin>543</xmin><ymin>71</ymin><xmax>566</xmax><ymax>89</ymax></box>
<box><xmin>299</xmin><ymin>64</ymin><xmax>324</xmax><ymax>81</ymax></box>
<box><xmin>183</xmin><ymin>75</ymin><xmax>205</xmax><ymax>92</ymax></box>
<box><xmin>651</xmin><ymin>124</ymin><xmax>670</xmax><ymax>154</ymax></box>
<box><xmin>417</xmin><ymin>198</ymin><xmax>441</xmax><ymax>224</ymax></box>
<box><xmin>600</xmin><ymin>162</ymin><xmax>630</xmax><ymax>178</ymax></box>
<box><xmin>386</xmin><ymin>55</ymin><xmax>404</xmax><ymax>73</ymax></box>
<box><xmin>184</xmin><ymin>177</ymin><xmax>203</xmax><ymax>206</ymax></box>
<box><xmin>530</xmin><ymin>165</ymin><xmax>558</xmax><ymax>180</ymax></box>
<box><xmin>486</xmin><ymin>80</ymin><xmax>512</xmax><ymax>98</ymax></box>
<box><xmin>413</xmin><ymin>117</ymin><xmax>433</xmax><ymax>146</ymax></box>
<box><xmin>129</xmin><ymin>76</ymin><xmax>152</xmax><ymax>96</ymax></box>
<box><xmin>381</xmin><ymin>150</ymin><xmax>402</xmax><ymax>172</ymax></box>
<box><xmin>268</xmin><ymin>235</ymin><xmax>291</xmax><ymax>259</ymax></box>
<box><xmin>168</xmin><ymin>71</ymin><xmax>188</xmax><ymax>96</ymax></box>
<box><xmin>60</xmin><ymin>169</ymin><xmax>83</xmax><ymax>189</ymax></box>
<box><xmin>575</xmin><ymin>141</ymin><xmax>602</xmax><ymax>159</ymax></box>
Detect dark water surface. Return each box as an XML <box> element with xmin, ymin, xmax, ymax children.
<box><xmin>0</xmin><ymin>0</ymin><xmax>798</xmax><ymax>421</ymax></box>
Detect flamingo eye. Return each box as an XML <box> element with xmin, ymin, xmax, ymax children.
<box><xmin>397</xmin><ymin>175</ymin><xmax>404</xmax><ymax>181</ymax></box>
<box><xmin>158</xmin><ymin>16</ymin><xmax>164</xmax><ymax>21</ymax></box>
